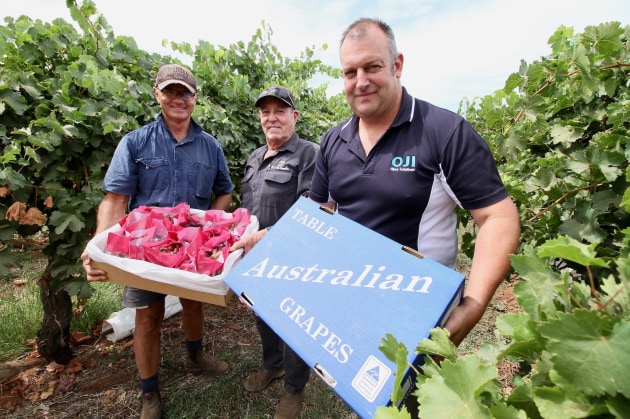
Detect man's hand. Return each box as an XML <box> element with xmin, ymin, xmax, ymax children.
<box><xmin>80</xmin><ymin>250</ymin><xmax>108</xmax><ymax>282</ymax></box>
<box><xmin>80</xmin><ymin>191</ymin><xmax>129</xmax><ymax>282</ymax></box>
<box><xmin>442</xmin><ymin>296</ymin><xmax>486</xmax><ymax>346</ymax></box>
<box><xmin>229</xmin><ymin>228</ymin><xmax>268</xmax><ymax>254</ymax></box>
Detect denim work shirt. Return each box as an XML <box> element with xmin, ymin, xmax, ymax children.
<box><xmin>102</xmin><ymin>114</ymin><xmax>233</xmax><ymax>211</ymax></box>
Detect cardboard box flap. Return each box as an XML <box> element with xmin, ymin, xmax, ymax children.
<box><xmin>223</xmin><ymin>197</ymin><xmax>464</xmax><ymax>417</ymax></box>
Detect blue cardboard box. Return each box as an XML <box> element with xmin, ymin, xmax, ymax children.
<box><xmin>223</xmin><ymin>197</ymin><xmax>464</xmax><ymax>418</ymax></box>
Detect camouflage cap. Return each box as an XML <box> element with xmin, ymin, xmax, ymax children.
<box><xmin>155</xmin><ymin>64</ymin><xmax>197</xmax><ymax>94</ymax></box>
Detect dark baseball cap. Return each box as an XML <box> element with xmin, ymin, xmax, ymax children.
<box><xmin>255</xmin><ymin>86</ymin><xmax>296</xmax><ymax>109</ymax></box>
<box><xmin>155</xmin><ymin>64</ymin><xmax>197</xmax><ymax>94</ymax></box>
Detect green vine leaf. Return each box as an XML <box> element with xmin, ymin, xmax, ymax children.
<box><xmin>510</xmin><ymin>247</ymin><xmax>560</xmax><ymax>321</ymax></box>
<box><xmin>415</xmin><ymin>327</ymin><xmax>458</xmax><ymax>359</ymax></box>
<box><xmin>533</xmin><ymin>386</ymin><xmax>593</xmax><ymax>419</ymax></box>
<box><xmin>0</xmin><ymin>89</ymin><xmax>27</xmax><ymax>115</ymax></box>
<box><xmin>600</xmin><ymin>275</ymin><xmax>629</xmax><ymax>314</ymax></box>
<box><xmin>489</xmin><ymin>403</ymin><xmax>528</xmax><ymax>419</ymax></box>
<box><xmin>49</xmin><ymin>211</ymin><xmax>85</xmax><ymax>234</ymax></box>
<box><xmin>538</xmin><ymin>309</ymin><xmax>630</xmax><ymax>397</ymax></box>
<box><xmin>417</xmin><ymin>355</ymin><xmax>499</xmax><ymax>419</ymax></box>
<box><xmin>550</xmin><ymin>124</ymin><xmax>583</xmax><ymax>146</ymax></box>
<box><xmin>536</xmin><ymin>236</ymin><xmax>609</xmax><ymax>269</ymax></box>
<box><xmin>495</xmin><ymin>312</ymin><xmax>538</xmax><ymax>342</ymax></box>
<box><xmin>374</xmin><ymin>406</ymin><xmax>412</xmax><ymax>419</ymax></box>
<box><xmin>583</xmin><ymin>21</ymin><xmax>626</xmax><ymax>56</ymax></box>
<box><xmin>379</xmin><ymin>333</ymin><xmax>409</xmax><ymax>406</ymax></box>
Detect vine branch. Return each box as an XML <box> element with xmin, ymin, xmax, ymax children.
<box><xmin>526</xmin><ymin>178</ymin><xmax>606</xmax><ymax>223</ymax></box>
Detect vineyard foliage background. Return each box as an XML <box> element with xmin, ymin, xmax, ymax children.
<box><xmin>0</xmin><ymin>0</ymin><xmax>348</xmax><ymax>364</ymax></box>
<box><xmin>1</xmin><ymin>0</ymin><xmax>629</xmax><ymax>417</ymax></box>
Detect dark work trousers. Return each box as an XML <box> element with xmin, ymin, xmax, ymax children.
<box><xmin>254</xmin><ymin>314</ymin><xmax>311</xmax><ymax>394</ymax></box>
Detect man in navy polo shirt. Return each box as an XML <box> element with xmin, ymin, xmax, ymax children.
<box><xmin>309</xmin><ymin>18</ymin><xmax>520</xmax><ymax>352</ymax></box>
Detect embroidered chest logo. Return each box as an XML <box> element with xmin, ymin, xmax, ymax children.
<box><xmin>389</xmin><ymin>155</ymin><xmax>416</xmax><ymax>172</ymax></box>
<box><xmin>270</xmin><ymin>159</ymin><xmax>291</xmax><ymax>171</ymax></box>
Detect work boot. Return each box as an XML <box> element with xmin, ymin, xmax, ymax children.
<box><xmin>185</xmin><ymin>350</ymin><xmax>229</xmax><ymax>376</ymax></box>
<box><xmin>244</xmin><ymin>368</ymin><xmax>285</xmax><ymax>392</ymax></box>
<box><xmin>140</xmin><ymin>391</ymin><xmax>162</xmax><ymax>419</ymax></box>
<box><xmin>273</xmin><ymin>388</ymin><xmax>306</xmax><ymax>419</ymax></box>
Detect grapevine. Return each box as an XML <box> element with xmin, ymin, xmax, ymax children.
<box><xmin>0</xmin><ymin>0</ymin><xmax>346</xmax><ymax>363</ymax></box>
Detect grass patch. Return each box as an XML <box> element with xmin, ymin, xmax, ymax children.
<box><xmin>158</xmin><ymin>347</ymin><xmax>359</xmax><ymax>419</ymax></box>
<box><xmin>0</xmin><ymin>279</ymin><xmax>41</xmax><ymax>361</ymax></box>
<box><xmin>0</xmin><ymin>246</ymin><xmax>46</xmax><ymax>361</ymax></box>
<box><xmin>0</xmin><ymin>246</ymin><xmax>123</xmax><ymax>361</ymax></box>
<box><xmin>155</xmin><ymin>314</ymin><xmax>359</xmax><ymax>419</ymax></box>
<box><xmin>71</xmin><ymin>281</ymin><xmax>124</xmax><ymax>334</ymax></box>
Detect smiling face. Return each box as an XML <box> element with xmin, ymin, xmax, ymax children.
<box><xmin>340</xmin><ymin>23</ymin><xmax>403</xmax><ymax>123</ymax></box>
<box><xmin>154</xmin><ymin>83</ymin><xmax>197</xmax><ymax>124</ymax></box>
<box><xmin>257</xmin><ymin>97</ymin><xmax>299</xmax><ymax>147</ymax></box>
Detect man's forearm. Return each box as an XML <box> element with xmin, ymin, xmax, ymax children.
<box><xmin>95</xmin><ymin>193</ymin><xmax>129</xmax><ymax>235</ymax></box>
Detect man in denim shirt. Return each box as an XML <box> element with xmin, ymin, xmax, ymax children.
<box><xmin>232</xmin><ymin>86</ymin><xmax>318</xmax><ymax>419</ymax></box>
<box><xmin>81</xmin><ymin>64</ymin><xmax>233</xmax><ymax>419</ymax></box>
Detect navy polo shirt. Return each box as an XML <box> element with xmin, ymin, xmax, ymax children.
<box><xmin>102</xmin><ymin>114</ymin><xmax>233</xmax><ymax>211</ymax></box>
<box><xmin>309</xmin><ymin>88</ymin><xmax>507</xmax><ymax>268</ymax></box>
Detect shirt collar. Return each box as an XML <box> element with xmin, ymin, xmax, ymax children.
<box><xmin>267</xmin><ymin>133</ymin><xmax>300</xmax><ymax>154</ymax></box>
<box><xmin>156</xmin><ymin>113</ymin><xmax>202</xmax><ymax>142</ymax></box>
<box><xmin>339</xmin><ymin>87</ymin><xmax>414</xmax><ymax>142</ymax></box>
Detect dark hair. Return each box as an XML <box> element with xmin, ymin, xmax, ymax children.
<box><xmin>340</xmin><ymin>18</ymin><xmax>398</xmax><ymax>65</ymax></box>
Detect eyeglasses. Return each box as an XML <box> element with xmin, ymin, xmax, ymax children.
<box><xmin>160</xmin><ymin>89</ymin><xmax>197</xmax><ymax>101</ymax></box>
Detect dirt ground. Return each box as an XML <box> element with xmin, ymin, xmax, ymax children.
<box><xmin>0</xmin><ymin>296</ymin><xmax>263</xmax><ymax>418</ymax></box>
<box><xmin>0</xmin><ymin>276</ymin><xmax>521</xmax><ymax>418</ymax></box>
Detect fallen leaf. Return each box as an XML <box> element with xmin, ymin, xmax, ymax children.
<box><xmin>70</xmin><ymin>331</ymin><xmax>91</xmax><ymax>345</ymax></box>
<box><xmin>65</xmin><ymin>358</ymin><xmax>83</xmax><ymax>374</ymax></box>
<box><xmin>0</xmin><ymin>395</ymin><xmax>20</xmax><ymax>411</ymax></box>
<box><xmin>46</xmin><ymin>361</ymin><xmax>64</xmax><ymax>374</ymax></box>
<box><xmin>0</xmin><ymin>187</ymin><xmax>10</xmax><ymax>198</ymax></box>
<box><xmin>226</xmin><ymin>320</ymin><xmax>242</xmax><ymax>331</ymax></box>
<box><xmin>74</xmin><ymin>298</ymin><xmax>89</xmax><ymax>316</ymax></box>
<box><xmin>25</xmin><ymin>391</ymin><xmax>40</xmax><ymax>402</ymax></box>
<box><xmin>12</xmin><ymin>279</ymin><xmax>28</xmax><ymax>286</ymax></box>
<box><xmin>43</xmin><ymin>196</ymin><xmax>53</xmax><ymax>208</ymax></box>
<box><xmin>102</xmin><ymin>389</ymin><xmax>117</xmax><ymax>406</ymax></box>
<box><xmin>40</xmin><ymin>381</ymin><xmax>57</xmax><ymax>400</ymax></box>
<box><xmin>20</xmin><ymin>367</ymin><xmax>43</xmax><ymax>386</ymax></box>
<box><xmin>117</xmin><ymin>390</ymin><xmax>127</xmax><ymax>403</ymax></box>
